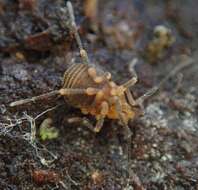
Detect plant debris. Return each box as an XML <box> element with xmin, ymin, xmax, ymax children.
<box><xmin>0</xmin><ymin>0</ymin><xmax>198</xmax><ymax>189</ymax></box>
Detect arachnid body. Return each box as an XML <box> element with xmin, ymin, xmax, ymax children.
<box><xmin>10</xmin><ymin>1</ymin><xmax>140</xmax><ymax>136</ymax></box>
<box><xmin>9</xmin><ymin>2</ymin><xmax>192</xmax><ymax>137</ymax></box>
<box><xmin>61</xmin><ymin>62</ymin><xmax>140</xmax><ymax>133</ymax></box>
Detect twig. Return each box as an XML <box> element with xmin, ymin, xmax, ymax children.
<box><xmin>0</xmin><ymin>106</ymin><xmax>59</xmax><ymax>166</ymax></box>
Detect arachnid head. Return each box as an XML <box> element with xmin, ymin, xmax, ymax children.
<box><xmin>106</xmin><ymin>82</ymin><xmax>137</xmax><ymax>124</ymax></box>
<box><xmin>86</xmin><ymin>76</ymin><xmax>138</xmax><ymax>126</ymax></box>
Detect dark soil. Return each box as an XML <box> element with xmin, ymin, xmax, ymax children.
<box><xmin>0</xmin><ymin>0</ymin><xmax>198</xmax><ymax>189</ymax></box>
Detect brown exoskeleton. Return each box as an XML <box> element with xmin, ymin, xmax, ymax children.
<box><xmin>9</xmin><ymin>1</ymin><xmax>193</xmax><ymax>138</ymax></box>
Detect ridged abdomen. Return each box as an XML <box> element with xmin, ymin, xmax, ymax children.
<box><xmin>62</xmin><ymin>63</ymin><xmax>106</xmax><ymax>108</ymax></box>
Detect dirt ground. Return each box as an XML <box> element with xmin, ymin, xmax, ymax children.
<box><xmin>0</xmin><ymin>0</ymin><xmax>198</xmax><ymax>189</ymax></box>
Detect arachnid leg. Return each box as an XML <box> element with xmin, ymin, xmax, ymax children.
<box><xmin>122</xmin><ymin>77</ymin><xmax>137</xmax><ymax>89</ymax></box>
<box><xmin>59</xmin><ymin>88</ymin><xmax>86</xmax><ymax>95</ymax></box>
<box><xmin>88</xmin><ymin>67</ymin><xmax>104</xmax><ymax>84</ymax></box>
<box><xmin>94</xmin><ymin>101</ymin><xmax>109</xmax><ymax>133</ymax></box>
<box><xmin>10</xmin><ymin>88</ymin><xmax>95</xmax><ymax>107</ymax></box>
<box><xmin>67</xmin><ymin>1</ymin><xmax>90</xmax><ymax>65</ymax></box>
<box><xmin>135</xmin><ymin>86</ymin><xmax>159</xmax><ymax>109</ymax></box>
<box><xmin>136</xmin><ymin>56</ymin><xmax>194</xmax><ymax>105</ymax></box>
<box><xmin>66</xmin><ymin>101</ymin><xmax>108</xmax><ymax>133</ymax></box>
<box><xmin>125</xmin><ymin>89</ymin><xmax>137</xmax><ymax>106</ymax></box>
<box><xmin>114</xmin><ymin>97</ymin><xmax>132</xmax><ymax>180</ymax></box>
<box><xmin>94</xmin><ymin>117</ymin><xmax>104</xmax><ymax>133</ymax></box>
<box><xmin>67</xmin><ymin>116</ymin><xmax>95</xmax><ymax>131</ymax></box>
<box><xmin>67</xmin><ymin>116</ymin><xmax>104</xmax><ymax>133</ymax></box>
<box><xmin>88</xmin><ymin>67</ymin><xmax>111</xmax><ymax>84</ymax></box>
<box><xmin>9</xmin><ymin>90</ymin><xmax>60</xmax><ymax>107</ymax></box>
<box><xmin>78</xmin><ymin>101</ymin><xmax>109</xmax><ymax>133</ymax></box>
<box><xmin>59</xmin><ymin>87</ymin><xmax>100</xmax><ymax>96</ymax></box>
<box><xmin>114</xmin><ymin>97</ymin><xmax>132</xmax><ymax>139</ymax></box>
<box><xmin>122</xmin><ymin>59</ymin><xmax>138</xmax><ymax>89</ymax></box>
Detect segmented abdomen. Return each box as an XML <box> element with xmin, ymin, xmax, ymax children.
<box><xmin>62</xmin><ymin>63</ymin><xmax>105</xmax><ymax>108</ymax></box>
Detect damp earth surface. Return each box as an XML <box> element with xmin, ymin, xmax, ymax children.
<box><xmin>0</xmin><ymin>0</ymin><xmax>198</xmax><ymax>189</ymax></box>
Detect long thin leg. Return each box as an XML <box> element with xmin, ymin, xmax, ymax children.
<box><xmin>94</xmin><ymin>117</ymin><xmax>104</xmax><ymax>133</ymax></box>
<box><xmin>122</xmin><ymin>77</ymin><xmax>137</xmax><ymax>89</ymax></box>
<box><xmin>94</xmin><ymin>101</ymin><xmax>109</xmax><ymax>132</ymax></box>
<box><xmin>114</xmin><ymin>97</ymin><xmax>132</xmax><ymax>182</ymax></box>
<box><xmin>9</xmin><ymin>88</ymin><xmax>97</xmax><ymax>107</ymax></box>
<box><xmin>67</xmin><ymin>1</ymin><xmax>90</xmax><ymax>65</ymax></box>
<box><xmin>67</xmin><ymin>117</ymin><xmax>95</xmax><ymax>132</ymax></box>
<box><xmin>67</xmin><ymin>116</ymin><xmax>104</xmax><ymax>133</ymax></box>
<box><xmin>122</xmin><ymin>58</ymin><xmax>138</xmax><ymax>88</ymax></box>
<box><xmin>125</xmin><ymin>89</ymin><xmax>137</xmax><ymax>106</ymax></box>
<box><xmin>114</xmin><ymin>97</ymin><xmax>132</xmax><ymax>139</ymax></box>
<box><xmin>9</xmin><ymin>90</ymin><xmax>60</xmax><ymax>107</ymax></box>
<box><xmin>135</xmin><ymin>56</ymin><xmax>194</xmax><ymax>105</ymax></box>
<box><xmin>66</xmin><ymin>101</ymin><xmax>109</xmax><ymax>133</ymax></box>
